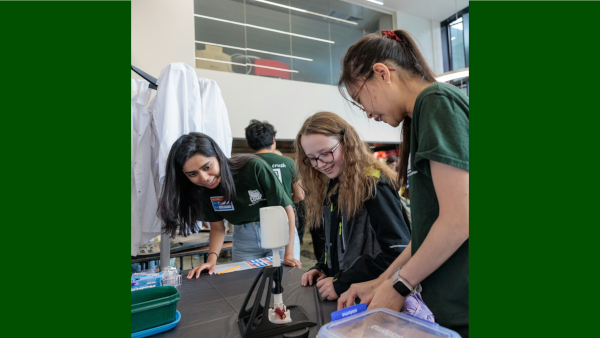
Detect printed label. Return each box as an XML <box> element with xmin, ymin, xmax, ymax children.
<box><xmin>273</xmin><ymin>168</ymin><xmax>283</xmax><ymax>183</ymax></box>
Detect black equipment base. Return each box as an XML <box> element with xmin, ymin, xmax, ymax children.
<box><xmin>238</xmin><ymin>266</ymin><xmax>316</xmax><ymax>338</ymax></box>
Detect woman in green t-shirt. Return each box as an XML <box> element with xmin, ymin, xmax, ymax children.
<box><xmin>335</xmin><ymin>30</ymin><xmax>469</xmax><ymax>336</ymax></box>
<box><xmin>157</xmin><ymin>133</ymin><xmax>302</xmax><ymax>279</ymax></box>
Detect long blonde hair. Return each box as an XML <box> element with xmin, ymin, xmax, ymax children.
<box><xmin>294</xmin><ymin>112</ymin><xmax>398</xmax><ymax>229</ymax></box>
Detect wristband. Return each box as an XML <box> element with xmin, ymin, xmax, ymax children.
<box><xmin>207</xmin><ymin>252</ymin><xmax>218</xmax><ymax>261</ymax></box>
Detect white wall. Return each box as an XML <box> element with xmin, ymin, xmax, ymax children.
<box><xmin>131</xmin><ymin>0</ymin><xmax>402</xmax><ymax>142</ymax></box>
<box><xmin>131</xmin><ymin>0</ymin><xmax>195</xmax><ymax>82</ymax></box>
<box><xmin>194</xmin><ymin>67</ymin><xmax>400</xmax><ymax>142</ymax></box>
<box><xmin>395</xmin><ymin>11</ymin><xmax>444</xmax><ymax>75</ymax></box>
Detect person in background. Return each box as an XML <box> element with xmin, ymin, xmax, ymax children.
<box><xmin>158</xmin><ymin>133</ymin><xmax>302</xmax><ymax>279</ymax></box>
<box><xmin>297</xmin><ymin>112</ymin><xmax>411</xmax><ymax>301</ymax></box>
<box><xmin>336</xmin><ymin>30</ymin><xmax>469</xmax><ymax>337</ymax></box>
<box><xmin>386</xmin><ymin>155</ymin><xmax>398</xmax><ymax>172</ymax></box>
<box><xmin>245</xmin><ymin>119</ymin><xmax>305</xmax><ymax>247</ymax></box>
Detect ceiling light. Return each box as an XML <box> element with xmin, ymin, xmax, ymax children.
<box><xmin>194</xmin><ymin>14</ymin><xmax>335</xmax><ymax>44</ymax></box>
<box><xmin>195</xmin><ymin>40</ymin><xmax>313</xmax><ymax>61</ymax></box>
<box><xmin>255</xmin><ymin>0</ymin><xmax>358</xmax><ymax>25</ymax></box>
<box><xmin>367</xmin><ymin>0</ymin><xmax>384</xmax><ymax>5</ymax></box>
<box><xmin>436</xmin><ymin>68</ymin><xmax>469</xmax><ymax>82</ymax></box>
<box><xmin>195</xmin><ymin>57</ymin><xmax>299</xmax><ymax>73</ymax></box>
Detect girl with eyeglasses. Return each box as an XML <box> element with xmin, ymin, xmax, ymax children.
<box><xmin>157</xmin><ymin>133</ymin><xmax>302</xmax><ymax>279</ymax></box>
<box><xmin>297</xmin><ymin>112</ymin><xmax>411</xmax><ymax>302</ymax></box>
<box><xmin>335</xmin><ymin>30</ymin><xmax>469</xmax><ymax>337</ymax></box>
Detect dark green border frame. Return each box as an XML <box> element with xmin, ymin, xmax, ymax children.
<box><xmin>0</xmin><ymin>1</ymin><xmax>130</xmax><ymax>335</ymax></box>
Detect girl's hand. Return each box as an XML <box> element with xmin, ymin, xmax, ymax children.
<box><xmin>186</xmin><ymin>262</ymin><xmax>216</xmax><ymax>279</ymax></box>
<box><xmin>367</xmin><ymin>278</ymin><xmax>406</xmax><ymax>311</ymax></box>
<box><xmin>301</xmin><ymin>269</ymin><xmax>326</xmax><ymax>286</ymax></box>
<box><xmin>283</xmin><ymin>255</ymin><xmax>302</xmax><ymax>268</ymax></box>
<box><xmin>316</xmin><ymin>277</ymin><xmax>338</xmax><ymax>300</ymax></box>
<box><xmin>337</xmin><ymin>277</ymin><xmax>383</xmax><ymax>310</ymax></box>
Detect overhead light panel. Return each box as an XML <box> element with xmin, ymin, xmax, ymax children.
<box><xmin>194</xmin><ymin>14</ymin><xmax>335</xmax><ymax>44</ymax></box>
<box><xmin>195</xmin><ymin>40</ymin><xmax>313</xmax><ymax>61</ymax></box>
<box><xmin>195</xmin><ymin>57</ymin><xmax>299</xmax><ymax>73</ymax></box>
<box><xmin>255</xmin><ymin>0</ymin><xmax>358</xmax><ymax>25</ymax></box>
<box><xmin>367</xmin><ymin>0</ymin><xmax>384</xmax><ymax>5</ymax></box>
<box><xmin>436</xmin><ymin>68</ymin><xmax>469</xmax><ymax>82</ymax></box>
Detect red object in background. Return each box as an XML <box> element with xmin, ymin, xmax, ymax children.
<box><xmin>253</xmin><ymin>59</ymin><xmax>290</xmax><ymax>80</ymax></box>
<box><xmin>373</xmin><ymin>149</ymin><xmax>399</xmax><ymax>159</ymax></box>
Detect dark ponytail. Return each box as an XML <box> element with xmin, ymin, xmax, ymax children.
<box><xmin>338</xmin><ymin>29</ymin><xmax>435</xmax><ymax>186</ymax></box>
<box><xmin>157</xmin><ymin>132</ymin><xmax>257</xmax><ymax>238</ymax></box>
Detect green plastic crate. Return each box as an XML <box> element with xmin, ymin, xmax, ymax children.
<box><xmin>131</xmin><ymin>286</ymin><xmax>180</xmax><ymax>333</ymax></box>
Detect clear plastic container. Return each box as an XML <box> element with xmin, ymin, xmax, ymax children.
<box><xmin>318</xmin><ymin>308</ymin><xmax>461</xmax><ymax>338</ymax></box>
<box><xmin>161</xmin><ymin>266</ymin><xmax>182</xmax><ymax>288</ymax></box>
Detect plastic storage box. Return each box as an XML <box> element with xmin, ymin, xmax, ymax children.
<box><xmin>317</xmin><ymin>308</ymin><xmax>461</xmax><ymax>338</ymax></box>
<box><xmin>131</xmin><ymin>286</ymin><xmax>180</xmax><ymax>333</ymax></box>
<box><xmin>131</xmin><ymin>272</ymin><xmax>163</xmax><ymax>292</ymax></box>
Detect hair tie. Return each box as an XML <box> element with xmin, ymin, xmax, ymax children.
<box><xmin>382</xmin><ymin>30</ymin><xmax>402</xmax><ymax>42</ymax></box>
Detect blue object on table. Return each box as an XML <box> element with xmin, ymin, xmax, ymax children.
<box><xmin>131</xmin><ymin>310</ymin><xmax>181</xmax><ymax>338</ymax></box>
<box><xmin>330</xmin><ymin>303</ymin><xmax>367</xmax><ymax>322</ymax></box>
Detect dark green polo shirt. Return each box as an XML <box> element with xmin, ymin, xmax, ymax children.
<box><xmin>200</xmin><ymin>157</ymin><xmax>292</xmax><ymax>225</ymax></box>
<box><xmin>255</xmin><ymin>152</ymin><xmax>298</xmax><ymax>201</ymax></box>
<box><xmin>409</xmin><ymin>82</ymin><xmax>469</xmax><ymax>328</ymax></box>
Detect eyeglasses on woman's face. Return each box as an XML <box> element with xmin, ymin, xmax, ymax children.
<box><xmin>349</xmin><ymin>67</ymin><xmax>395</xmax><ymax>113</ymax></box>
<box><xmin>303</xmin><ymin>141</ymin><xmax>341</xmax><ymax>167</ymax></box>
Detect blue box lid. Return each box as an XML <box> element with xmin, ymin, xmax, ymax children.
<box><xmin>318</xmin><ymin>308</ymin><xmax>461</xmax><ymax>338</ymax></box>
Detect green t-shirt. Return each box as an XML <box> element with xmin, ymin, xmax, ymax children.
<box><xmin>200</xmin><ymin>157</ymin><xmax>293</xmax><ymax>225</ymax></box>
<box><xmin>409</xmin><ymin>82</ymin><xmax>469</xmax><ymax>328</ymax></box>
<box><xmin>255</xmin><ymin>152</ymin><xmax>298</xmax><ymax>201</ymax></box>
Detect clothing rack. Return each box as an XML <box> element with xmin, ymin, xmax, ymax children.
<box><xmin>132</xmin><ymin>64</ymin><xmax>169</xmax><ymax>270</ymax></box>
<box><xmin>131</xmin><ymin>64</ymin><xmax>158</xmax><ymax>90</ymax></box>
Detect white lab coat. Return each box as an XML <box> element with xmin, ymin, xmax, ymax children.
<box><xmin>198</xmin><ymin>78</ymin><xmax>233</xmax><ymax>158</ymax></box>
<box><xmin>150</xmin><ymin>63</ymin><xmax>232</xmax><ymax>184</ymax></box>
<box><xmin>131</xmin><ymin>79</ymin><xmax>161</xmax><ymax>256</ymax></box>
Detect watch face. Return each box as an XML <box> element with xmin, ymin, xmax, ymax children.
<box><xmin>393</xmin><ymin>280</ymin><xmax>411</xmax><ymax>297</ymax></box>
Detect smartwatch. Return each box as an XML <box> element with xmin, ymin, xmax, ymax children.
<box><xmin>391</xmin><ymin>267</ymin><xmax>414</xmax><ymax>297</ymax></box>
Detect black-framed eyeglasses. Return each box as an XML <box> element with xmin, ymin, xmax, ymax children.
<box><xmin>303</xmin><ymin>141</ymin><xmax>341</xmax><ymax>167</ymax></box>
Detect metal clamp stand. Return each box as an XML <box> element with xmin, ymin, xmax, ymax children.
<box><xmin>238</xmin><ymin>266</ymin><xmax>316</xmax><ymax>338</ymax></box>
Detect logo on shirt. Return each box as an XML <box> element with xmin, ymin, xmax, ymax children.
<box><xmin>272</xmin><ymin>163</ymin><xmax>286</xmax><ymax>168</ymax></box>
<box><xmin>248</xmin><ymin>190</ymin><xmax>265</xmax><ymax>206</ymax></box>
<box><xmin>407</xmin><ymin>153</ymin><xmax>418</xmax><ymax>177</ymax></box>
<box><xmin>273</xmin><ymin>168</ymin><xmax>283</xmax><ymax>183</ymax></box>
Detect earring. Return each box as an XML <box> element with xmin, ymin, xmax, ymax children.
<box><xmin>387</xmin><ymin>81</ymin><xmax>391</xmax><ymax>84</ymax></box>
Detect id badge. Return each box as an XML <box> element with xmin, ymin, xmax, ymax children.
<box><xmin>211</xmin><ymin>196</ymin><xmax>234</xmax><ymax>212</ymax></box>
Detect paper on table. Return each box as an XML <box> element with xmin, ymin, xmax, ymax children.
<box><xmin>245</xmin><ymin>256</ymin><xmax>284</xmax><ymax>269</ymax></box>
<box><xmin>212</xmin><ymin>261</ymin><xmax>253</xmax><ymax>274</ymax></box>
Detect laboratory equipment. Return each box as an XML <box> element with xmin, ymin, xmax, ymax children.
<box><xmin>238</xmin><ymin>206</ymin><xmax>316</xmax><ymax>338</ymax></box>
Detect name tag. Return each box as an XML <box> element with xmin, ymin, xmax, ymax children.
<box><xmin>211</xmin><ymin>196</ymin><xmax>234</xmax><ymax>212</ymax></box>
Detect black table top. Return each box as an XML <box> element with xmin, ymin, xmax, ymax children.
<box><xmin>151</xmin><ymin>266</ymin><xmax>338</xmax><ymax>338</ymax></box>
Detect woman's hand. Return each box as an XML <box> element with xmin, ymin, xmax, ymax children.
<box><xmin>301</xmin><ymin>269</ymin><xmax>326</xmax><ymax>286</ymax></box>
<box><xmin>337</xmin><ymin>277</ymin><xmax>383</xmax><ymax>310</ymax></box>
<box><xmin>316</xmin><ymin>277</ymin><xmax>338</xmax><ymax>300</ymax></box>
<box><xmin>367</xmin><ymin>278</ymin><xmax>406</xmax><ymax>311</ymax></box>
<box><xmin>283</xmin><ymin>255</ymin><xmax>302</xmax><ymax>268</ymax></box>
<box><xmin>186</xmin><ymin>262</ymin><xmax>216</xmax><ymax>279</ymax></box>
